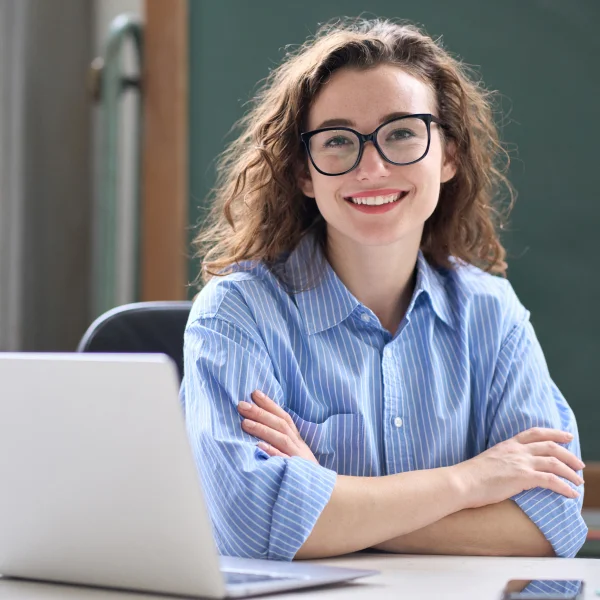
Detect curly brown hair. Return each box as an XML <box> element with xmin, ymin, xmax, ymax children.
<box><xmin>193</xmin><ymin>17</ymin><xmax>514</xmax><ymax>287</ymax></box>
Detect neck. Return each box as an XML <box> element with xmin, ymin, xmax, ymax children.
<box><xmin>325</xmin><ymin>228</ymin><xmax>421</xmax><ymax>335</ymax></box>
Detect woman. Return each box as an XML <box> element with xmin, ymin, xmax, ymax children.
<box><xmin>181</xmin><ymin>18</ymin><xmax>586</xmax><ymax>561</ymax></box>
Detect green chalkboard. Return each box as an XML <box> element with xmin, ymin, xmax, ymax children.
<box><xmin>188</xmin><ymin>0</ymin><xmax>600</xmax><ymax>459</ymax></box>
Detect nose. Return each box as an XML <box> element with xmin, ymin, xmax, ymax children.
<box><xmin>355</xmin><ymin>141</ymin><xmax>390</xmax><ymax>180</ymax></box>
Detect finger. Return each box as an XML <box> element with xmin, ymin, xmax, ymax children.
<box><xmin>532</xmin><ymin>472</ymin><xmax>580</xmax><ymax>499</ymax></box>
<box><xmin>241</xmin><ymin>419</ymin><xmax>296</xmax><ymax>455</ymax></box>
<box><xmin>251</xmin><ymin>391</ymin><xmax>299</xmax><ymax>434</ymax></box>
<box><xmin>527</xmin><ymin>441</ymin><xmax>585</xmax><ymax>471</ymax></box>
<box><xmin>534</xmin><ymin>456</ymin><xmax>585</xmax><ymax>487</ymax></box>
<box><xmin>237</xmin><ymin>401</ymin><xmax>290</xmax><ymax>436</ymax></box>
<box><xmin>257</xmin><ymin>441</ymin><xmax>290</xmax><ymax>459</ymax></box>
<box><xmin>515</xmin><ymin>427</ymin><xmax>574</xmax><ymax>446</ymax></box>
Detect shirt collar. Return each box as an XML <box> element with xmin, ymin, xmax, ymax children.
<box><xmin>286</xmin><ymin>235</ymin><xmax>360</xmax><ymax>336</ymax></box>
<box><xmin>413</xmin><ymin>251</ymin><xmax>454</xmax><ymax>329</ymax></box>
<box><xmin>287</xmin><ymin>234</ymin><xmax>454</xmax><ymax>335</ymax></box>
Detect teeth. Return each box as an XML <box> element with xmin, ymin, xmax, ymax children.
<box><xmin>349</xmin><ymin>193</ymin><xmax>403</xmax><ymax>206</ymax></box>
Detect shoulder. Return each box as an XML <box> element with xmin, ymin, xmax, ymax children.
<box><xmin>189</xmin><ymin>262</ymin><xmax>291</xmax><ymax>332</ymax></box>
<box><xmin>444</xmin><ymin>261</ymin><xmax>529</xmax><ymax>339</ymax></box>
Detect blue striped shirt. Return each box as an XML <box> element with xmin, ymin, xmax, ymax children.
<box><xmin>181</xmin><ymin>234</ymin><xmax>587</xmax><ymax>560</ymax></box>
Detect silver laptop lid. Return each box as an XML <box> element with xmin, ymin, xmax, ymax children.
<box><xmin>0</xmin><ymin>353</ymin><xmax>226</xmax><ymax>599</ymax></box>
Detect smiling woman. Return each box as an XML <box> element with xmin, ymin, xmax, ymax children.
<box><xmin>181</xmin><ymin>17</ymin><xmax>587</xmax><ymax>562</ymax></box>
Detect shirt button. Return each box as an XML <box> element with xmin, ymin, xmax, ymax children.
<box><xmin>394</xmin><ymin>417</ymin><xmax>403</xmax><ymax>428</ymax></box>
<box><xmin>361</xmin><ymin>313</ymin><xmax>371</xmax><ymax>323</ymax></box>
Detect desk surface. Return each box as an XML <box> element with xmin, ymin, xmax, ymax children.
<box><xmin>1</xmin><ymin>554</ymin><xmax>599</xmax><ymax>600</ymax></box>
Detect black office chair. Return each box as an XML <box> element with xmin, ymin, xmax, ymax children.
<box><xmin>77</xmin><ymin>301</ymin><xmax>193</xmax><ymax>381</ymax></box>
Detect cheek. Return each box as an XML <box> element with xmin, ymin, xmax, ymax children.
<box><xmin>401</xmin><ymin>163</ymin><xmax>444</xmax><ymax>221</ymax></box>
<box><xmin>407</xmin><ymin>152</ymin><xmax>445</xmax><ymax>192</ymax></box>
<box><xmin>310</xmin><ymin>171</ymin><xmax>345</xmax><ymax>206</ymax></box>
<box><xmin>313</xmin><ymin>188</ymin><xmax>340</xmax><ymax>220</ymax></box>
<box><xmin>304</xmin><ymin>164</ymin><xmax>329</xmax><ymax>197</ymax></box>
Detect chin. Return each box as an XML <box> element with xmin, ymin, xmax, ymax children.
<box><xmin>339</xmin><ymin>203</ymin><xmax>434</xmax><ymax>248</ymax></box>
<box><xmin>341</xmin><ymin>225</ymin><xmax>419</xmax><ymax>249</ymax></box>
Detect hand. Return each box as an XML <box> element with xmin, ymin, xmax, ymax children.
<box><xmin>237</xmin><ymin>390</ymin><xmax>319</xmax><ymax>464</ymax></box>
<box><xmin>453</xmin><ymin>427</ymin><xmax>585</xmax><ymax>509</ymax></box>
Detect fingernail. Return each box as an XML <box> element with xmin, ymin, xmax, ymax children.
<box><xmin>238</xmin><ymin>401</ymin><xmax>252</xmax><ymax>411</ymax></box>
<box><xmin>243</xmin><ymin>419</ymin><xmax>255</xmax><ymax>429</ymax></box>
<box><xmin>581</xmin><ymin>461</ymin><xmax>586</xmax><ymax>469</ymax></box>
<box><xmin>253</xmin><ymin>390</ymin><xmax>266</xmax><ymax>400</ymax></box>
<box><xmin>565</xmin><ymin>432</ymin><xmax>574</xmax><ymax>439</ymax></box>
<box><xmin>572</xmin><ymin>489</ymin><xmax>580</xmax><ymax>498</ymax></box>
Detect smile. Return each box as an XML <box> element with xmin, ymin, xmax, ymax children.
<box><xmin>343</xmin><ymin>191</ymin><xmax>409</xmax><ymax>206</ymax></box>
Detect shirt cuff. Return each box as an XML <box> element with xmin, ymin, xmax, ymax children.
<box><xmin>266</xmin><ymin>455</ymin><xmax>337</xmax><ymax>560</ymax></box>
<box><xmin>512</xmin><ymin>486</ymin><xmax>588</xmax><ymax>557</ymax></box>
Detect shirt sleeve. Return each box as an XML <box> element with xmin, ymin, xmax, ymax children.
<box><xmin>486</xmin><ymin>314</ymin><xmax>588</xmax><ymax>558</ymax></box>
<box><xmin>181</xmin><ymin>309</ymin><xmax>337</xmax><ymax>561</ymax></box>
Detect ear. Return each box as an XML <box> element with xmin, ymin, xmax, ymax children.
<box><xmin>297</xmin><ymin>162</ymin><xmax>316</xmax><ymax>198</ymax></box>
<box><xmin>440</xmin><ymin>140</ymin><xmax>457</xmax><ymax>184</ymax></box>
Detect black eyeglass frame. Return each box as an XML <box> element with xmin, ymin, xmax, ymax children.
<box><xmin>300</xmin><ymin>113</ymin><xmax>444</xmax><ymax>177</ymax></box>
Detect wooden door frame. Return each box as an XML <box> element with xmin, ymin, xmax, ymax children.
<box><xmin>584</xmin><ymin>464</ymin><xmax>600</xmax><ymax>509</ymax></box>
<box><xmin>141</xmin><ymin>0</ymin><xmax>188</xmax><ymax>300</ymax></box>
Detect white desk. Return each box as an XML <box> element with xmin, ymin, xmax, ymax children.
<box><xmin>0</xmin><ymin>554</ymin><xmax>598</xmax><ymax>600</ymax></box>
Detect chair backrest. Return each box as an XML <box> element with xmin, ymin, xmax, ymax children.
<box><xmin>77</xmin><ymin>301</ymin><xmax>193</xmax><ymax>381</ymax></box>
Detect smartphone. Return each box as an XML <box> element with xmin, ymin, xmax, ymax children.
<box><xmin>501</xmin><ymin>579</ymin><xmax>584</xmax><ymax>600</ymax></box>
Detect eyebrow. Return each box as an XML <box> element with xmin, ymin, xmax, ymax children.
<box><xmin>314</xmin><ymin>111</ymin><xmax>414</xmax><ymax>130</ymax></box>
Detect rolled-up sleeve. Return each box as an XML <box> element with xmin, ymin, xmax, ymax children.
<box><xmin>181</xmin><ymin>309</ymin><xmax>336</xmax><ymax>561</ymax></box>
<box><xmin>487</xmin><ymin>316</ymin><xmax>588</xmax><ymax>557</ymax></box>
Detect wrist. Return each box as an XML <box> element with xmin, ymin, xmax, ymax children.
<box><xmin>443</xmin><ymin>464</ymin><xmax>473</xmax><ymax>512</ymax></box>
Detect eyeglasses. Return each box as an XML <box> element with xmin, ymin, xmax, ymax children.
<box><xmin>300</xmin><ymin>113</ymin><xmax>444</xmax><ymax>177</ymax></box>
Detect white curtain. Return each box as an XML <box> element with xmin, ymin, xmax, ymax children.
<box><xmin>0</xmin><ymin>0</ymin><xmax>27</xmax><ymax>350</ymax></box>
<box><xmin>0</xmin><ymin>0</ymin><xmax>93</xmax><ymax>351</ymax></box>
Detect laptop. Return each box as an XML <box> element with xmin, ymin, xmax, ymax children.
<box><xmin>0</xmin><ymin>353</ymin><xmax>377</xmax><ymax>598</ymax></box>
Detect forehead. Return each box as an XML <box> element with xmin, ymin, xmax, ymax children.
<box><xmin>306</xmin><ymin>64</ymin><xmax>436</xmax><ymax>131</ymax></box>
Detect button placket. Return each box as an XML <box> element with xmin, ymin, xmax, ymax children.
<box><xmin>382</xmin><ymin>342</ymin><xmax>405</xmax><ymax>475</ymax></box>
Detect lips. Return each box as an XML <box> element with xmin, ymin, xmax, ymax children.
<box><xmin>345</xmin><ymin>188</ymin><xmax>408</xmax><ymax>198</ymax></box>
<box><xmin>343</xmin><ymin>191</ymin><xmax>409</xmax><ymax>205</ymax></box>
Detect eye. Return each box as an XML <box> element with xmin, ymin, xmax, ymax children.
<box><xmin>323</xmin><ymin>135</ymin><xmax>354</xmax><ymax>148</ymax></box>
<box><xmin>387</xmin><ymin>128</ymin><xmax>415</xmax><ymax>141</ymax></box>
